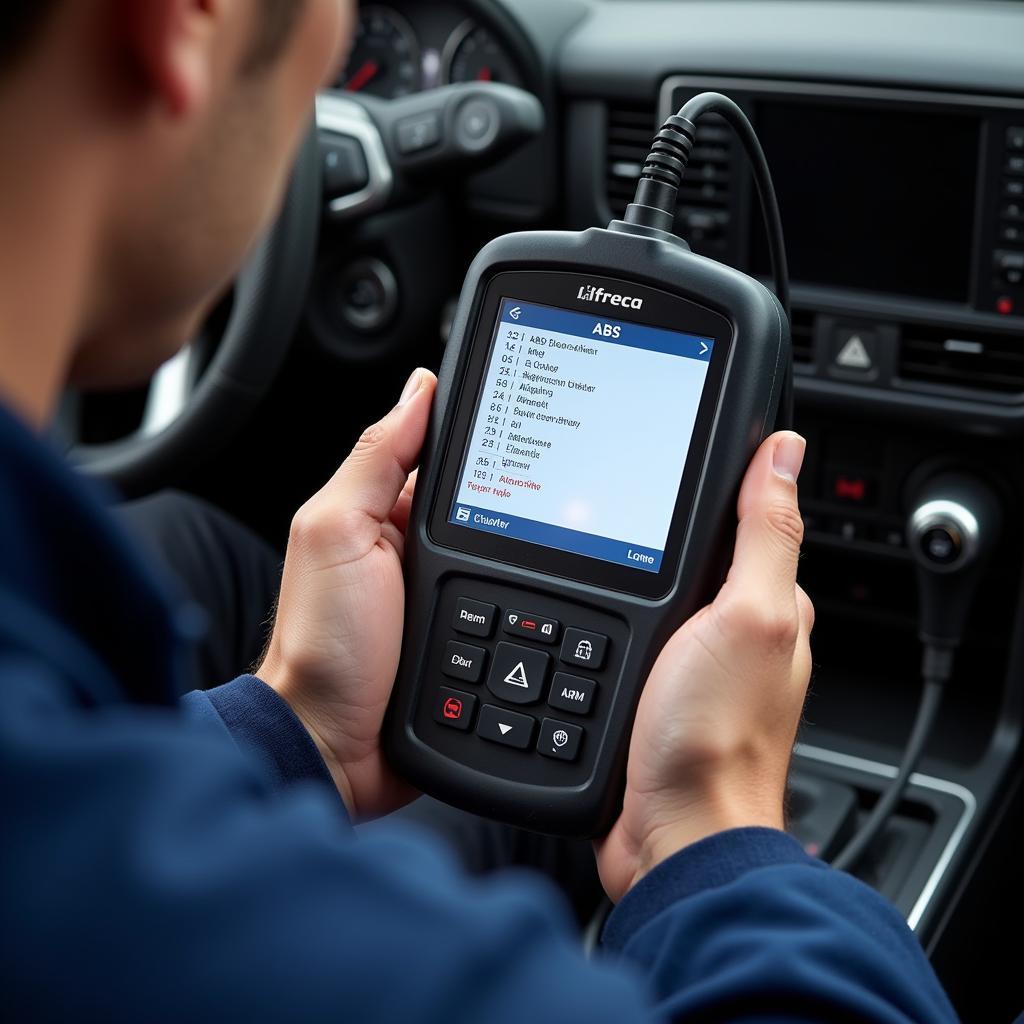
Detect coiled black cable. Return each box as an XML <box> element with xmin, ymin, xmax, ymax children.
<box><xmin>623</xmin><ymin>92</ymin><xmax>793</xmax><ymax>428</ymax></box>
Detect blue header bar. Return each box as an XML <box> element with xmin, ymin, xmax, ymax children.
<box><xmin>500</xmin><ymin>298</ymin><xmax>713</xmax><ymax>362</ymax></box>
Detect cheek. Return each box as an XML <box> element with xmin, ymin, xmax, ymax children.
<box><xmin>297</xmin><ymin>0</ymin><xmax>352</xmax><ymax>98</ymax></box>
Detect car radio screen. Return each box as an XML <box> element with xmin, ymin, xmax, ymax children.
<box><xmin>449</xmin><ymin>297</ymin><xmax>713</xmax><ymax>573</ymax></box>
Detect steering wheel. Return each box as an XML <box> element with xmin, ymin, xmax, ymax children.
<box><xmin>70</xmin><ymin>123</ymin><xmax>322</xmax><ymax>495</ymax></box>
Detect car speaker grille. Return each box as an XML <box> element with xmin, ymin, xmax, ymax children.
<box><xmin>898</xmin><ymin>325</ymin><xmax>1024</xmax><ymax>395</ymax></box>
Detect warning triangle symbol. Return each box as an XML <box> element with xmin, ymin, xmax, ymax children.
<box><xmin>503</xmin><ymin>661</ymin><xmax>530</xmax><ymax>687</ymax></box>
<box><xmin>836</xmin><ymin>334</ymin><xmax>872</xmax><ymax>370</ymax></box>
<box><xmin>498</xmin><ymin>723</ymin><xmax>513</xmax><ymax>735</ymax></box>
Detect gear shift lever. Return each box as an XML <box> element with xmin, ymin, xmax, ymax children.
<box><xmin>832</xmin><ymin>473</ymin><xmax>1000</xmax><ymax>873</ymax></box>
<box><xmin>908</xmin><ymin>473</ymin><xmax>1001</xmax><ymax>650</ymax></box>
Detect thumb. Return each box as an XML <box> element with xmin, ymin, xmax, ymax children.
<box><xmin>325</xmin><ymin>368</ymin><xmax>437</xmax><ymax>526</ymax></box>
<box><xmin>724</xmin><ymin>431</ymin><xmax>806</xmax><ymax>610</ymax></box>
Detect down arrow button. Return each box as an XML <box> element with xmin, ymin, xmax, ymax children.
<box><xmin>477</xmin><ymin>705</ymin><xmax>535</xmax><ymax>749</ymax></box>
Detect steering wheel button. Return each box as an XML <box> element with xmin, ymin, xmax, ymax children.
<box><xmin>397</xmin><ymin>112</ymin><xmax>441</xmax><ymax>154</ymax></box>
<box><xmin>321</xmin><ymin>136</ymin><xmax>369</xmax><ymax>197</ymax></box>
<box><xmin>455</xmin><ymin>98</ymin><xmax>500</xmax><ymax>152</ymax></box>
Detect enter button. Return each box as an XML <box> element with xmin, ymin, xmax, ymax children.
<box><xmin>548</xmin><ymin>673</ymin><xmax>597</xmax><ymax>716</ymax></box>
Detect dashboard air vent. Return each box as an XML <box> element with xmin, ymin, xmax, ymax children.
<box><xmin>898</xmin><ymin>325</ymin><xmax>1024</xmax><ymax>395</ymax></box>
<box><xmin>605</xmin><ymin>104</ymin><xmax>656</xmax><ymax>219</ymax></box>
<box><xmin>790</xmin><ymin>309</ymin><xmax>816</xmax><ymax>364</ymax></box>
<box><xmin>605</xmin><ymin>103</ymin><xmax>734</xmax><ymax>248</ymax></box>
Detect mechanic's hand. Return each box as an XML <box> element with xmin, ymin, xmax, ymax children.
<box><xmin>257</xmin><ymin>368</ymin><xmax>437</xmax><ymax>820</ymax></box>
<box><xmin>596</xmin><ymin>431</ymin><xmax>814</xmax><ymax>902</ymax></box>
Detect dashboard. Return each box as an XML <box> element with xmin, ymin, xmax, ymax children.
<box><xmin>336</xmin><ymin>4</ymin><xmax>524</xmax><ymax>99</ymax></box>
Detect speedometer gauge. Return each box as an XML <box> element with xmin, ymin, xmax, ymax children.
<box><xmin>443</xmin><ymin>21</ymin><xmax>522</xmax><ymax>88</ymax></box>
<box><xmin>338</xmin><ymin>6</ymin><xmax>420</xmax><ymax>99</ymax></box>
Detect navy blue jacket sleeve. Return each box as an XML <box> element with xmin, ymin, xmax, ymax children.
<box><xmin>181</xmin><ymin>675</ymin><xmax>339</xmax><ymax>799</ymax></box>
<box><xmin>4</xmin><ymin>657</ymin><xmax>648</xmax><ymax>1023</ymax></box>
<box><xmin>4</xmin><ymin>657</ymin><xmax>958</xmax><ymax>1023</ymax></box>
<box><xmin>603</xmin><ymin>828</ymin><xmax>960</xmax><ymax>1023</ymax></box>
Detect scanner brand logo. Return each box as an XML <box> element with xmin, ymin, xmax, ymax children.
<box><xmin>577</xmin><ymin>285</ymin><xmax>643</xmax><ymax>310</ymax></box>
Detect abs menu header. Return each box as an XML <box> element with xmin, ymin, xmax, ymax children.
<box><xmin>497</xmin><ymin>298</ymin><xmax>714</xmax><ymax>362</ymax></box>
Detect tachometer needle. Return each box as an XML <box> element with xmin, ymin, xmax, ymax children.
<box><xmin>477</xmin><ymin>67</ymin><xmax>492</xmax><ymax>82</ymax></box>
<box><xmin>345</xmin><ymin>59</ymin><xmax>380</xmax><ymax>92</ymax></box>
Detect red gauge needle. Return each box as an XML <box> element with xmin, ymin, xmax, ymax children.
<box><xmin>345</xmin><ymin>59</ymin><xmax>380</xmax><ymax>92</ymax></box>
<box><xmin>476</xmin><ymin>67</ymin><xmax>493</xmax><ymax>82</ymax></box>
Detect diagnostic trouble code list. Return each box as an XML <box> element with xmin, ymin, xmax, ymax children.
<box><xmin>450</xmin><ymin>298</ymin><xmax>714</xmax><ymax>572</ymax></box>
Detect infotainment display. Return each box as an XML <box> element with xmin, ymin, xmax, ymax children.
<box><xmin>751</xmin><ymin>101</ymin><xmax>980</xmax><ymax>302</ymax></box>
<box><xmin>448</xmin><ymin>297</ymin><xmax>714</xmax><ymax>573</ymax></box>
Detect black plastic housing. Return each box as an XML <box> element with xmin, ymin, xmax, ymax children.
<box><xmin>384</xmin><ymin>225</ymin><xmax>789</xmax><ymax>837</ymax></box>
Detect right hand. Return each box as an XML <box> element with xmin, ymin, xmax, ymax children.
<box><xmin>596</xmin><ymin>431</ymin><xmax>814</xmax><ymax>903</ymax></box>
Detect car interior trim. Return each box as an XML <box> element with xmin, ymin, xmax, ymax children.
<box><xmin>315</xmin><ymin>93</ymin><xmax>395</xmax><ymax>220</ymax></box>
<box><xmin>794</xmin><ymin>743</ymin><xmax>976</xmax><ymax>932</ymax></box>
<box><xmin>659</xmin><ymin>75</ymin><xmax>1024</xmax><ymax>124</ymax></box>
<box><xmin>140</xmin><ymin>346</ymin><xmax>195</xmax><ymax>439</ymax></box>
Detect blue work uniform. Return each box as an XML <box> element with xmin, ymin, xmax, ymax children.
<box><xmin>0</xmin><ymin>401</ymin><xmax>959</xmax><ymax>1022</ymax></box>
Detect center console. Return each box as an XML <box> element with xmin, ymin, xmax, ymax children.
<box><xmin>564</xmin><ymin>72</ymin><xmax>1024</xmax><ymax>942</ymax></box>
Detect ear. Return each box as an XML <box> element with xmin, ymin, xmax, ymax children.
<box><xmin>117</xmin><ymin>0</ymin><xmax>218</xmax><ymax>118</ymax></box>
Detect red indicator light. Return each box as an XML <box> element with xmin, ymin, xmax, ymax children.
<box><xmin>522</xmin><ymin>619</ymin><xmax>537</xmax><ymax>630</ymax></box>
<box><xmin>834</xmin><ymin>476</ymin><xmax>866</xmax><ymax>502</ymax></box>
<box><xmin>443</xmin><ymin>697</ymin><xmax>464</xmax><ymax>720</ymax></box>
<box><xmin>996</xmin><ymin>296</ymin><xmax>1014</xmax><ymax>316</ymax></box>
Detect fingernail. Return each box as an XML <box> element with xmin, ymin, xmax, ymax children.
<box><xmin>773</xmin><ymin>433</ymin><xmax>806</xmax><ymax>482</ymax></box>
<box><xmin>398</xmin><ymin>368</ymin><xmax>424</xmax><ymax>407</ymax></box>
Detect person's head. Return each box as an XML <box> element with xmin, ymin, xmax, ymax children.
<box><xmin>0</xmin><ymin>0</ymin><xmax>353</xmax><ymax>402</ymax></box>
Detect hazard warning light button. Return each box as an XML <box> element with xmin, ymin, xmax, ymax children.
<box><xmin>830</xmin><ymin>326</ymin><xmax>878</xmax><ymax>378</ymax></box>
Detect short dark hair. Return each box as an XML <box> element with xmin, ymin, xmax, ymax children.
<box><xmin>0</xmin><ymin>1</ymin><xmax>61</xmax><ymax>72</ymax></box>
<box><xmin>0</xmin><ymin>1</ymin><xmax>305</xmax><ymax>76</ymax></box>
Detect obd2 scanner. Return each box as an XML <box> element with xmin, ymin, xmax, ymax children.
<box><xmin>384</xmin><ymin>93</ymin><xmax>794</xmax><ymax>836</ymax></box>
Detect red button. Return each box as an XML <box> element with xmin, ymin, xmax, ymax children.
<box><xmin>434</xmin><ymin>687</ymin><xmax>476</xmax><ymax>731</ymax></box>
<box><xmin>834</xmin><ymin>475</ymin><xmax>866</xmax><ymax>502</ymax></box>
<box><xmin>996</xmin><ymin>296</ymin><xmax>1014</xmax><ymax>316</ymax></box>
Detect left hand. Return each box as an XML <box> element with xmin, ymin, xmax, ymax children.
<box><xmin>257</xmin><ymin>368</ymin><xmax>437</xmax><ymax>820</ymax></box>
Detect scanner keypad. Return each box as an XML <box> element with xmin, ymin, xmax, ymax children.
<box><xmin>433</xmin><ymin>594</ymin><xmax>610</xmax><ymax>764</ymax></box>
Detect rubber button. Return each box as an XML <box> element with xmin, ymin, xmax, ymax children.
<box><xmin>434</xmin><ymin>687</ymin><xmax>477</xmax><ymax>731</ymax></box>
<box><xmin>453</xmin><ymin>598</ymin><xmax>497</xmax><ymax>638</ymax></box>
<box><xmin>537</xmin><ymin>718</ymin><xmax>583</xmax><ymax>761</ymax></box>
<box><xmin>477</xmin><ymin>705</ymin><xmax>535</xmax><ymax>749</ymax></box>
<box><xmin>443</xmin><ymin>641</ymin><xmax>487</xmax><ymax>684</ymax></box>
<box><xmin>560</xmin><ymin>628</ymin><xmax>608</xmax><ymax>670</ymax></box>
<box><xmin>548</xmin><ymin>672</ymin><xmax>596</xmax><ymax>716</ymax></box>
<box><xmin>486</xmin><ymin>642</ymin><xmax>549</xmax><ymax>705</ymax></box>
<box><xmin>503</xmin><ymin>608</ymin><xmax>559</xmax><ymax>644</ymax></box>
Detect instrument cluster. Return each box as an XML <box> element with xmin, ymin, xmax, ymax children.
<box><xmin>335</xmin><ymin>4</ymin><xmax>524</xmax><ymax>99</ymax></box>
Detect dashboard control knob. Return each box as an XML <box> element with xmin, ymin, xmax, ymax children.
<box><xmin>906</xmin><ymin>474</ymin><xmax>1001</xmax><ymax>647</ymax></box>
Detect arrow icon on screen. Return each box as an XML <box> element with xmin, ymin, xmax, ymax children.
<box><xmin>699</xmin><ymin>341</ymin><xmax>710</xmax><ymax>355</ymax></box>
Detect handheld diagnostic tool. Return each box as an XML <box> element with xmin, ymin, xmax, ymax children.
<box><xmin>384</xmin><ymin>93</ymin><xmax>793</xmax><ymax>836</ymax></box>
